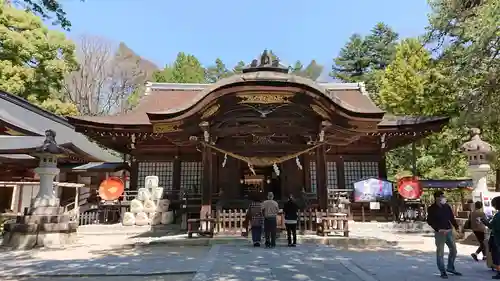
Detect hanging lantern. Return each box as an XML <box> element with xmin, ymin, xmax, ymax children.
<box><xmin>397</xmin><ymin>176</ymin><xmax>423</xmax><ymax>200</ymax></box>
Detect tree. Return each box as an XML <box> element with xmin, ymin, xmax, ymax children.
<box><xmin>331</xmin><ymin>23</ymin><xmax>399</xmax><ymax>90</ymax></box>
<box><xmin>426</xmin><ymin>0</ymin><xmax>500</xmax><ymax>123</ymax></box>
<box><xmin>377</xmin><ymin>38</ymin><xmax>466</xmax><ymax>180</ymax></box>
<box><xmin>9</xmin><ymin>0</ymin><xmax>80</xmax><ymax>30</ymax></box>
<box><xmin>206</xmin><ymin>58</ymin><xmax>231</xmax><ymax>83</ymax></box>
<box><xmin>0</xmin><ymin>2</ymin><xmax>78</xmax><ymax>115</ymax></box>
<box><xmin>331</xmin><ymin>34</ymin><xmax>371</xmax><ymax>82</ymax></box>
<box><xmin>233</xmin><ymin>61</ymin><xmax>246</xmax><ymax>74</ymax></box>
<box><xmin>63</xmin><ymin>37</ymin><xmax>158</xmax><ymax>115</ymax></box>
<box><xmin>112</xmin><ymin>43</ymin><xmax>158</xmax><ymax>112</ymax></box>
<box><xmin>426</xmin><ymin>0</ymin><xmax>500</xmax><ymax>188</ymax></box>
<box><xmin>365</xmin><ymin>22</ymin><xmax>399</xmax><ymax>70</ymax></box>
<box><xmin>153</xmin><ymin>52</ymin><xmax>206</xmax><ymax>83</ymax></box>
<box><xmin>290</xmin><ymin>61</ymin><xmax>304</xmax><ymax>74</ymax></box>
<box><xmin>302</xmin><ymin>60</ymin><xmax>323</xmax><ymax>81</ymax></box>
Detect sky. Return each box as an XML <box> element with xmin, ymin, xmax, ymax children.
<box><xmin>61</xmin><ymin>0</ymin><xmax>431</xmax><ymax>74</ymax></box>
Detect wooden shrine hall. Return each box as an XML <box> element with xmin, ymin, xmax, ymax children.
<box><xmin>67</xmin><ymin>51</ymin><xmax>449</xmax><ymax>220</ymax></box>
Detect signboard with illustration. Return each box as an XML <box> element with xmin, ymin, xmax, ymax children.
<box><xmin>353</xmin><ymin>178</ymin><xmax>393</xmax><ymax>202</ymax></box>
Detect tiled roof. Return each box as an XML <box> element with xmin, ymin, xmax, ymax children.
<box><xmin>0</xmin><ymin>90</ymin><xmax>121</xmax><ymax>162</ymax></box>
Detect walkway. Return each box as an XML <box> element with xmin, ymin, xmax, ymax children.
<box><xmin>194</xmin><ymin>244</ymin><xmax>495</xmax><ymax>281</ymax></box>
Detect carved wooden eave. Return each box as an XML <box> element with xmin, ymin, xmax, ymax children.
<box><xmin>66</xmin><ymin>57</ymin><xmax>450</xmax><ymax>155</ymax></box>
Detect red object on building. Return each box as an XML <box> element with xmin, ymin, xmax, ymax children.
<box><xmin>397</xmin><ymin>176</ymin><xmax>423</xmax><ymax>199</ymax></box>
<box><xmin>98</xmin><ymin>177</ymin><xmax>125</xmax><ymax>201</ymax></box>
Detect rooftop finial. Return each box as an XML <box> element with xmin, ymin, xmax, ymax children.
<box><xmin>243</xmin><ymin>50</ymin><xmax>289</xmax><ymax>74</ymax></box>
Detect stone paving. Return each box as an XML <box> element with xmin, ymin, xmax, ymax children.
<box><xmin>192</xmin><ymin>244</ymin><xmax>496</xmax><ymax>281</ymax></box>
<box><xmin>0</xmin><ymin>224</ymin><xmax>497</xmax><ymax>281</ymax></box>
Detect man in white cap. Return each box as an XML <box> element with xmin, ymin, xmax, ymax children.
<box><xmin>262</xmin><ymin>192</ymin><xmax>279</xmax><ymax>248</ymax></box>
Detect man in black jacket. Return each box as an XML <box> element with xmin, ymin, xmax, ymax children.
<box><xmin>426</xmin><ymin>191</ymin><xmax>462</xmax><ymax>279</ymax></box>
<box><xmin>283</xmin><ymin>194</ymin><xmax>299</xmax><ymax>247</ymax></box>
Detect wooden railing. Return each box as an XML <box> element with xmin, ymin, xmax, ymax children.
<box><xmin>212</xmin><ymin>208</ymin><xmax>348</xmax><ymax>236</ymax></box>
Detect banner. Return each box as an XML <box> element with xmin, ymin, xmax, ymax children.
<box><xmin>353</xmin><ymin>178</ymin><xmax>393</xmax><ymax>202</ymax></box>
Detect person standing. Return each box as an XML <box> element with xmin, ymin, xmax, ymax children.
<box><xmin>283</xmin><ymin>194</ymin><xmax>299</xmax><ymax>247</ymax></box>
<box><xmin>470</xmin><ymin>201</ymin><xmax>487</xmax><ymax>261</ymax></box>
<box><xmin>262</xmin><ymin>192</ymin><xmax>279</xmax><ymax>248</ymax></box>
<box><xmin>426</xmin><ymin>191</ymin><xmax>462</xmax><ymax>279</ymax></box>
<box><xmin>481</xmin><ymin>196</ymin><xmax>500</xmax><ymax>279</ymax></box>
<box><xmin>246</xmin><ymin>193</ymin><xmax>264</xmax><ymax>247</ymax></box>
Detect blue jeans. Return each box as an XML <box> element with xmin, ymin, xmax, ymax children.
<box><xmin>251</xmin><ymin>225</ymin><xmax>262</xmax><ymax>243</ymax></box>
<box><xmin>434</xmin><ymin>231</ymin><xmax>457</xmax><ymax>273</ymax></box>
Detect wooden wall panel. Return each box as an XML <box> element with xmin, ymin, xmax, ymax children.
<box><xmin>217</xmin><ymin>157</ymin><xmax>241</xmax><ymax>200</ymax></box>
<box><xmin>281</xmin><ymin>159</ymin><xmax>305</xmax><ymax>198</ymax></box>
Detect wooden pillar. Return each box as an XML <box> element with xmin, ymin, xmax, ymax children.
<box><xmin>378</xmin><ymin>153</ymin><xmax>387</xmax><ymax>179</ymax></box>
<box><xmin>130</xmin><ymin>158</ymin><xmax>138</xmax><ymax>190</ymax></box>
<box><xmin>200</xmin><ymin>146</ymin><xmax>213</xmax><ymax>214</ymax></box>
<box><xmin>172</xmin><ymin>157</ymin><xmax>181</xmax><ymax>201</ymax></box>
<box><xmin>304</xmin><ymin>154</ymin><xmax>311</xmax><ymax>193</ymax></box>
<box><xmin>315</xmin><ymin>145</ymin><xmax>328</xmax><ymax>210</ymax></box>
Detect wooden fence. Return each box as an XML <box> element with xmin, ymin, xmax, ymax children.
<box><xmin>213</xmin><ymin>208</ymin><xmax>348</xmax><ymax>235</ymax></box>
<box><xmin>78</xmin><ymin>210</ymin><xmax>100</xmax><ymax>226</ymax></box>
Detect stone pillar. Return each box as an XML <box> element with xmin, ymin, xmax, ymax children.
<box><xmin>461</xmin><ymin>128</ymin><xmax>493</xmax><ymax>201</ymax></box>
<box><xmin>32</xmin><ymin>154</ymin><xmax>60</xmax><ymax>208</ymax></box>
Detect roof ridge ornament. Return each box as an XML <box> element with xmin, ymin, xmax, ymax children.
<box><xmin>242</xmin><ymin>49</ymin><xmax>289</xmax><ymax>74</ymax></box>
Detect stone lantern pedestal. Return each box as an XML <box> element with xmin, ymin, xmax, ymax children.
<box><xmin>461</xmin><ymin>128</ymin><xmax>493</xmax><ymax>202</ymax></box>
<box><xmin>2</xmin><ymin>130</ymin><xmax>78</xmax><ymax>249</ymax></box>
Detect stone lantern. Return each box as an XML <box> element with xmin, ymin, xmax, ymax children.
<box><xmin>2</xmin><ymin>130</ymin><xmax>77</xmax><ymax>249</ymax></box>
<box><xmin>32</xmin><ymin>129</ymin><xmax>66</xmax><ymax>209</ymax></box>
<box><xmin>461</xmin><ymin>128</ymin><xmax>493</xmax><ymax>200</ymax></box>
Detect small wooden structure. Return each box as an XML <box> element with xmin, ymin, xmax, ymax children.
<box><xmin>67</xmin><ymin>51</ymin><xmax>449</xmax><ymax>221</ymax></box>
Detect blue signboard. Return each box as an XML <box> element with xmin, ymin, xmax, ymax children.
<box><xmin>354</xmin><ymin>178</ymin><xmax>393</xmax><ymax>202</ymax></box>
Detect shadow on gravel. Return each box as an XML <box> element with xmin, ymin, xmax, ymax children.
<box><xmin>0</xmin><ymin>244</ymin><xmax>208</xmax><ymax>278</ymax></box>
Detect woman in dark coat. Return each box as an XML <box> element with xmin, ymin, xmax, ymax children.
<box><xmin>482</xmin><ymin>196</ymin><xmax>500</xmax><ymax>279</ymax></box>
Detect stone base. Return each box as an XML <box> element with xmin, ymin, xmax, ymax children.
<box><xmin>2</xmin><ymin>213</ymin><xmax>78</xmax><ymax>250</ymax></box>
<box><xmin>2</xmin><ymin>231</ymin><xmax>77</xmax><ymax>250</ymax></box>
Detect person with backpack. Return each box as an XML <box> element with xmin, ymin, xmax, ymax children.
<box><xmin>470</xmin><ymin>201</ymin><xmax>487</xmax><ymax>261</ymax></box>
<box><xmin>246</xmin><ymin>193</ymin><xmax>264</xmax><ymax>247</ymax></box>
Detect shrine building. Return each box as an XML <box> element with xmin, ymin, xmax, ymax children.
<box><xmin>67</xmin><ymin>51</ymin><xmax>448</xmax><ymax>220</ymax></box>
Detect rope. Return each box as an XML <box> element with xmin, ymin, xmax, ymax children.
<box><xmin>202</xmin><ymin>142</ymin><xmax>324</xmax><ymax>166</ymax></box>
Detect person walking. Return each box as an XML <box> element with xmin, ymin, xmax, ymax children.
<box><xmin>262</xmin><ymin>192</ymin><xmax>279</xmax><ymax>248</ymax></box>
<box><xmin>246</xmin><ymin>193</ymin><xmax>264</xmax><ymax>247</ymax></box>
<box><xmin>283</xmin><ymin>194</ymin><xmax>299</xmax><ymax>247</ymax></box>
<box><xmin>426</xmin><ymin>191</ymin><xmax>462</xmax><ymax>279</ymax></box>
<box><xmin>481</xmin><ymin>196</ymin><xmax>500</xmax><ymax>279</ymax></box>
<box><xmin>470</xmin><ymin>201</ymin><xmax>487</xmax><ymax>261</ymax></box>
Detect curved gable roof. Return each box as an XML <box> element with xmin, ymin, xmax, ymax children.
<box><xmin>68</xmin><ymin>73</ymin><xmax>384</xmax><ymax>126</ymax></box>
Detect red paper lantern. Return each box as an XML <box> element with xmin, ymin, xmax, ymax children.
<box><xmin>397</xmin><ymin>176</ymin><xmax>423</xmax><ymax>199</ymax></box>
<box><xmin>98</xmin><ymin>177</ymin><xmax>125</xmax><ymax>201</ymax></box>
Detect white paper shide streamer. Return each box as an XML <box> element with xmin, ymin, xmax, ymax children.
<box><xmin>222</xmin><ymin>153</ymin><xmax>227</xmax><ymax>167</ymax></box>
<box><xmin>273</xmin><ymin>163</ymin><xmax>280</xmax><ymax>176</ymax></box>
<box><xmin>295</xmin><ymin>156</ymin><xmax>303</xmax><ymax>170</ymax></box>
